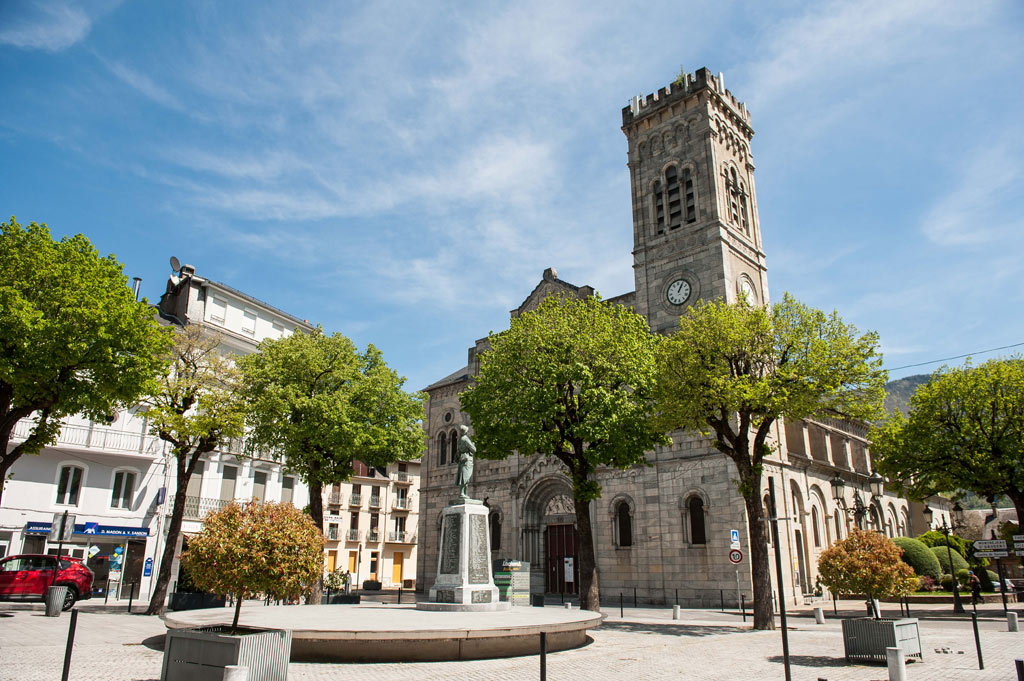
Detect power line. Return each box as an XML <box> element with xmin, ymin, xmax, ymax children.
<box><xmin>885</xmin><ymin>341</ymin><xmax>1024</xmax><ymax>373</ymax></box>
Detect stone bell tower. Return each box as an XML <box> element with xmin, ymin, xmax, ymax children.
<box><xmin>622</xmin><ymin>67</ymin><xmax>768</xmax><ymax>333</ymax></box>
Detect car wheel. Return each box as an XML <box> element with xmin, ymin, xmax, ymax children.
<box><xmin>62</xmin><ymin>587</ymin><xmax>78</xmax><ymax>611</ymax></box>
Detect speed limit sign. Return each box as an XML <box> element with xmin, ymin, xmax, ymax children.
<box><xmin>728</xmin><ymin>549</ymin><xmax>743</xmax><ymax>564</ymax></box>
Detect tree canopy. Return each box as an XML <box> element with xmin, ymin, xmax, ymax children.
<box><xmin>817</xmin><ymin>529</ymin><xmax>918</xmax><ymax>610</ymax></box>
<box><xmin>653</xmin><ymin>294</ymin><xmax>886</xmax><ymax>629</ymax></box>
<box><xmin>870</xmin><ymin>357</ymin><xmax>1024</xmax><ymax>524</ymax></box>
<box><xmin>238</xmin><ymin>329</ymin><xmax>424</xmax><ymax>602</ymax></box>
<box><xmin>182</xmin><ymin>500</ymin><xmax>324</xmax><ymax>629</ymax></box>
<box><xmin>144</xmin><ymin>325</ymin><xmax>246</xmax><ymax>615</ymax></box>
<box><xmin>460</xmin><ymin>294</ymin><xmax>669</xmax><ymax>611</ymax></box>
<box><xmin>0</xmin><ymin>217</ymin><xmax>172</xmax><ymax>506</ymax></box>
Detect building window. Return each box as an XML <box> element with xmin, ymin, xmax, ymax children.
<box><xmin>449</xmin><ymin>429</ymin><xmax>457</xmax><ymax>464</ymax></box>
<box><xmin>242</xmin><ymin>309</ymin><xmax>257</xmax><ymax>335</ymax></box>
<box><xmin>56</xmin><ymin>465</ymin><xmax>84</xmax><ymax>506</ymax></box>
<box><xmin>738</xmin><ymin>187</ymin><xmax>750</xmax><ymax>235</ymax></box>
<box><xmin>688</xmin><ymin>496</ymin><xmax>707</xmax><ymax>545</ymax></box>
<box><xmin>209</xmin><ymin>296</ymin><xmax>227</xmax><ymax>322</ymax></box>
<box><xmin>616</xmin><ymin>501</ymin><xmax>633</xmax><ymax>547</ymax></box>
<box><xmin>110</xmin><ymin>470</ymin><xmax>135</xmax><ymax>509</ymax></box>
<box><xmin>220</xmin><ymin>465</ymin><xmax>237</xmax><ymax>501</ymax></box>
<box><xmin>328</xmin><ymin>523</ymin><xmax>339</xmax><ymax>540</ymax></box>
<box><xmin>811</xmin><ymin>506</ymin><xmax>822</xmax><ymax>548</ymax></box>
<box><xmin>438</xmin><ymin>432</ymin><xmax>447</xmax><ymax>466</ymax></box>
<box><xmin>683</xmin><ymin>167</ymin><xmax>696</xmax><ymax>223</ymax></box>
<box><xmin>252</xmin><ymin>471</ymin><xmax>267</xmax><ymax>503</ymax></box>
<box><xmin>281</xmin><ymin>477</ymin><xmax>294</xmax><ymax>505</ymax></box>
<box><xmin>490</xmin><ymin>511</ymin><xmax>502</xmax><ymax>551</ymax></box>
<box><xmin>665</xmin><ymin>165</ymin><xmax>682</xmax><ymax>230</ymax></box>
<box><xmin>653</xmin><ymin>180</ymin><xmax>665</xmax><ymax>233</ymax></box>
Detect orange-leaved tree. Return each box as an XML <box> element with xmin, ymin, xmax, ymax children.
<box><xmin>817</xmin><ymin>529</ymin><xmax>918</xmax><ymax>617</ymax></box>
<box><xmin>181</xmin><ymin>501</ymin><xmax>324</xmax><ymax>630</ymax></box>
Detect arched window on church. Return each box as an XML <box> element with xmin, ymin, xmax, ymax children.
<box><xmin>665</xmin><ymin>165</ymin><xmax>682</xmax><ymax>230</ymax></box>
<box><xmin>728</xmin><ymin>167</ymin><xmax>741</xmax><ymax>226</ymax></box>
<box><xmin>449</xmin><ymin>429</ymin><xmax>458</xmax><ymax>464</ymax></box>
<box><xmin>738</xmin><ymin>183</ymin><xmax>750</xmax><ymax>236</ymax></box>
<box><xmin>490</xmin><ymin>511</ymin><xmax>502</xmax><ymax>551</ymax></box>
<box><xmin>683</xmin><ymin>168</ymin><xmax>696</xmax><ymax>223</ymax></box>
<box><xmin>438</xmin><ymin>432</ymin><xmax>447</xmax><ymax>466</ymax></box>
<box><xmin>616</xmin><ymin>501</ymin><xmax>633</xmax><ymax>547</ymax></box>
<box><xmin>688</xmin><ymin>496</ymin><xmax>707</xmax><ymax>545</ymax></box>
<box><xmin>811</xmin><ymin>506</ymin><xmax>822</xmax><ymax>548</ymax></box>
<box><xmin>653</xmin><ymin>180</ymin><xmax>665</xmax><ymax>234</ymax></box>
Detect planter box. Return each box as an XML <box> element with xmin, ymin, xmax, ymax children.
<box><xmin>324</xmin><ymin>593</ymin><xmax>360</xmax><ymax>604</ymax></box>
<box><xmin>841</xmin><ymin>617</ymin><xmax>922</xmax><ymax>663</ymax></box>
<box><xmin>168</xmin><ymin>592</ymin><xmax>227</xmax><ymax>611</ymax></box>
<box><xmin>362</xmin><ymin>580</ymin><xmax>382</xmax><ymax>591</ymax></box>
<box><xmin>161</xmin><ymin>625</ymin><xmax>291</xmax><ymax>681</ymax></box>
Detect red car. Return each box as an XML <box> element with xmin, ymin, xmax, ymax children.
<box><xmin>0</xmin><ymin>554</ymin><xmax>94</xmax><ymax>610</ymax></box>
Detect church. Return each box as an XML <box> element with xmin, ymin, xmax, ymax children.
<box><xmin>415</xmin><ymin>68</ymin><xmax>925</xmax><ymax>607</ymax></box>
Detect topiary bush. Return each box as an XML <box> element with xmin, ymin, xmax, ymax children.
<box><xmin>893</xmin><ymin>537</ymin><xmax>941</xmax><ymax>581</ymax></box>
<box><xmin>956</xmin><ymin>568</ymin><xmax>970</xmax><ymax>587</ymax></box>
<box><xmin>985</xmin><ymin>570</ymin><xmax>998</xmax><ymax>587</ymax></box>
<box><xmin>817</xmin><ymin>529</ymin><xmax>918</xmax><ymax>615</ymax></box>
<box><xmin>917</xmin><ymin>530</ymin><xmax>970</xmax><ymax>556</ymax></box>
<box><xmin>931</xmin><ymin>545</ymin><xmax>969</xmax><ymax>574</ymax></box>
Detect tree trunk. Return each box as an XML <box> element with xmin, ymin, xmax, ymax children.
<box><xmin>305</xmin><ymin>479</ymin><xmax>324</xmax><ymax>605</ymax></box>
<box><xmin>573</xmin><ymin>495</ymin><xmax>599</xmax><ymax>612</ymax></box>
<box><xmin>0</xmin><ymin>451</ymin><xmax>11</xmax><ymax>508</ymax></box>
<box><xmin>231</xmin><ymin>593</ymin><xmax>243</xmax><ymax>630</ymax></box>
<box><xmin>1007</xmin><ymin>490</ymin><xmax>1024</xmax><ymax>533</ymax></box>
<box><xmin>145</xmin><ymin>461</ymin><xmax>192</xmax><ymax>616</ymax></box>
<box><xmin>738</xmin><ymin>466</ymin><xmax>775</xmax><ymax>630</ymax></box>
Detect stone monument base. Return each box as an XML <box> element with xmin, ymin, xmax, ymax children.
<box><xmin>420</xmin><ymin>501</ymin><xmax>503</xmax><ymax>611</ymax></box>
<box><xmin>415</xmin><ymin>600</ymin><xmax>511</xmax><ymax>612</ymax></box>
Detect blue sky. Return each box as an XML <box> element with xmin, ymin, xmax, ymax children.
<box><xmin>2</xmin><ymin>0</ymin><xmax>1023</xmax><ymax>392</ymax></box>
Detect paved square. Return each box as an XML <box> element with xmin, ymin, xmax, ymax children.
<box><xmin>1</xmin><ymin>601</ymin><xmax>1021</xmax><ymax>680</ymax></box>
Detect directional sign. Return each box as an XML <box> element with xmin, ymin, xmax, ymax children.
<box><xmin>728</xmin><ymin>549</ymin><xmax>743</xmax><ymax>564</ymax></box>
<box><xmin>730</xmin><ymin>529</ymin><xmax>741</xmax><ymax>549</ymax></box>
<box><xmin>975</xmin><ymin>539</ymin><xmax>1007</xmax><ymax>550</ymax></box>
<box><xmin>974</xmin><ymin>550</ymin><xmax>1009</xmax><ymax>559</ymax></box>
<box><xmin>1014</xmin><ymin>542</ymin><xmax>1024</xmax><ymax>549</ymax></box>
<box><xmin>1014</xmin><ymin>535</ymin><xmax>1024</xmax><ymax>542</ymax></box>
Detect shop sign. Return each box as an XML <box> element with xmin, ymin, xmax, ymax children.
<box><xmin>143</xmin><ymin>557</ymin><xmax>153</xmax><ymax>577</ymax></box>
<box><xmin>25</xmin><ymin>521</ymin><xmax>149</xmax><ymax>538</ymax></box>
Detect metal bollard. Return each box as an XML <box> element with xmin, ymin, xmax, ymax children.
<box><xmin>886</xmin><ymin>646</ymin><xmax>907</xmax><ymax>681</ymax></box>
<box><xmin>61</xmin><ymin>609</ymin><xmax>78</xmax><ymax>681</ymax></box>
<box><xmin>813</xmin><ymin>606</ymin><xmax>824</xmax><ymax>625</ymax></box>
<box><xmin>128</xmin><ymin>581</ymin><xmax>136</xmax><ymax>614</ymax></box>
<box><xmin>672</xmin><ymin>605</ymin><xmax>680</xmax><ymax>620</ymax></box>
<box><xmin>539</xmin><ymin>631</ymin><xmax>547</xmax><ymax>681</ymax></box>
<box><xmin>620</xmin><ymin>592</ymin><xmax>624</xmax><ymax>618</ymax></box>
<box><xmin>972</xmin><ymin>612</ymin><xmax>984</xmax><ymax>670</ymax></box>
<box><xmin>1015</xmin><ymin>658</ymin><xmax>1023</xmax><ymax>681</ymax></box>
<box><xmin>633</xmin><ymin>587</ymin><xmax>637</xmax><ymax>608</ymax></box>
<box><xmin>741</xmin><ymin>594</ymin><xmax>746</xmax><ymax>623</ymax></box>
<box><xmin>222</xmin><ymin>665</ymin><xmax>249</xmax><ymax>681</ymax></box>
<box><xmin>1009</xmin><ymin>612</ymin><xmax>1019</xmax><ymax>633</ymax></box>
<box><xmin>398</xmin><ymin>587</ymin><xmax>402</xmax><ymax>605</ymax></box>
<box><xmin>720</xmin><ymin>589</ymin><xmax>724</xmax><ymax>612</ymax></box>
<box><xmin>564</xmin><ymin>602</ymin><xmax>571</xmax><ymax>609</ymax></box>
<box><xmin>904</xmin><ymin>597</ymin><xmax>910</xmax><ymax>618</ymax></box>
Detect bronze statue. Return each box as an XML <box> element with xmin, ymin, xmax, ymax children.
<box><xmin>455</xmin><ymin>425</ymin><xmax>475</xmax><ymax>499</ymax></box>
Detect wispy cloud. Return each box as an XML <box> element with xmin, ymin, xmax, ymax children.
<box><xmin>0</xmin><ymin>1</ymin><xmax>95</xmax><ymax>51</ymax></box>
<box><xmin>103</xmin><ymin>59</ymin><xmax>185</xmax><ymax>111</ymax></box>
<box><xmin>921</xmin><ymin>140</ymin><xmax>1024</xmax><ymax>246</ymax></box>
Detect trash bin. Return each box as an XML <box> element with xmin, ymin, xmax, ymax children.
<box><xmin>45</xmin><ymin>586</ymin><xmax>68</xmax><ymax>617</ymax></box>
<box><xmin>531</xmin><ymin>593</ymin><xmax>545</xmax><ymax>608</ymax></box>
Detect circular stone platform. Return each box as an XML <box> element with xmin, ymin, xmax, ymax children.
<box><xmin>165</xmin><ymin>603</ymin><xmax>603</xmax><ymax>662</ymax></box>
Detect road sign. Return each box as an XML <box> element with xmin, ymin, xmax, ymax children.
<box><xmin>730</xmin><ymin>529</ymin><xmax>740</xmax><ymax>548</ymax></box>
<box><xmin>1013</xmin><ymin>535</ymin><xmax>1024</xmax><ymax>541</ymax></box>
<box><xmin>143</xmin><ymin>557</ymin><xmax>153</xmax><ymax>577</ymax></box>
<box><xmin>974</xmin><ymin>550</ymin><xmax>1009</xmax><ymax>559</ymax></box>
<box><xmin>1014</xmin><ymin>542</ymin><xmax>1024</xmax><ymax>550</ymax></box>
<box><xmin>975</xmin><ymin>539</ymin><xmax>1007</xmax><ymax>550</ymax></box>
<box><xmin>48</xmin><ymin>513</ymin><xmax>75</xmax><ymax>542</ymax></box>
<box><xmin>728</xmin><ymin>549</ymin><xmax>743</xmax><ymax>564</ymax></box>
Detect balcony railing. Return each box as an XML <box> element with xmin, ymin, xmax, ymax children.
<box><xmin>328</xmin><ymin>492</ymin><xmax>343</xmax><ymax>505</ymax></box>
<box><xmin>367</xmin><ymin>530</ymin><xmax>380</xmax><ymax>543</ymax></box>
<box><xmin>13</xmin><ymin>419</ymin><xmax>163</xmax><ymax>457</ymax></box>
<box><xmin>393</xmin><ymin>471</ymin><xmax>410</xmax><ymax>483</ymax></box>
<box><xmin>393</xmin><ymin>498</ymin><xmax>410</xmax><ymax>510</ymax></box>
<box><xmin>386</xmin><ymin>531</ymin><xmax>414</xmax><ymax>543</ymax></box>
<box><xmin>167</xmin><ymin>496</ymin><xmax>230</xmax><ymax>520</ymax></box>
<box><xmin>369</xmin><ymin>496</ymin><xmax>381</xmax><ymax>508</ymax></box>
<box><xmin>328</xmin><ymin>527</ymin><xmax>339</xmax><ymax>540</ymax></box>
<box><xmin>349</xmin><ymin>494</ymin><xmax>362</xmax><ymax>507</ymax></box>
<box><xmin>346</xmin><ymin>529</ymin><xmax>360</xmax><ymax>541</ymax></box>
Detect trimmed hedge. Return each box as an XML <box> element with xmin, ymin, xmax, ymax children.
<box><xmin>893</xmin><ymin>537</ymin><xmax>941</xmax><ymax>581</ymax></box>
<box><xmin>931</xmin><ymin>545</ymin><xmax>969</xmax><ymax>574</ymax></box>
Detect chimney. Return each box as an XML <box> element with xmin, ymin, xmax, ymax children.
<box><xmin>132</xmin><ymin>277</ymin><xmax>142</xmax><ymax>301</ymax></box>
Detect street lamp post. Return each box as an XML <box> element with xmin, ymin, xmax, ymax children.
<box><xmin>829</xmin><ymin>472</ymin><xmax>885</xmax><ymax>531</ymax></box>
<box><xmin>923</xmin><ymin>503</ymin><xmax>966</xmax><ymax>614</ymax></box>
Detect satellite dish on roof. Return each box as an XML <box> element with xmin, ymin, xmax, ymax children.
<box><xmin>170</xmin><ymin>256</ymin><xmax>181</xmax><ymax>272</ymax></box>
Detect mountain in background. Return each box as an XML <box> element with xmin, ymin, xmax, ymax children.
<box><xmin>883</xmin><ymin>374</ymin><xmax>930</xmax><ymax>415</ymax></box>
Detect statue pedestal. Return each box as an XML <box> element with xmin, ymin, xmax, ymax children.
<box><xmin>417</xmin><ymin>502</ymin><xmax>508</xmax><ymax>612</ymax></box>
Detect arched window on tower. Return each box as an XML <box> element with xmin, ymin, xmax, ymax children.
<box><xmin>438</xmin><ymin>432</ymin><xmax>447</xmax><ymax>466</ymax></box>
<box><xmin>683</xmin><ymin>168</ymin><xmax>696</xmax><ymax>223</ymax></box>
<box><xmin>738</xmin><ymin>182</ymin><xmax>750</xmax><ymax>235</ymax></box>
<box><xmin>688</xmin><ymin>496</ymin><xmax>707</xmax><ymax>545</ymax></box>
<box><xmin>449</xmin><ymin>429</ymin><xmax>458</xmax><ymax>464</ymax></box>
<box><xmin>728</xmin><ymin>167</ymin><xmax>741</xmax><ymax>226</ymax></box>
<box><xmin>811</xmin><ymin>506</ymin><xmax>822</xmax><ymax>548</ymax></box>
<box><xmin>653</xmin><ymin>180</ymin><xmax>665</xmax><ymax>234</ymax></box>
<box><xmin>665</xmin><ymin>165</ymin><xmax>682</xmax><ymax>230</ymax></box>
<box><xmin>616</xmin><ymin>501</ymin><xmax>633</xmax><ymax>547</ymax></box>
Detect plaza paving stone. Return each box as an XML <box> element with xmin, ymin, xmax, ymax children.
<box><xmin>1</xmin><ymin>600</ymin><xmax>1021</xmax><ymax>680</ymax></box>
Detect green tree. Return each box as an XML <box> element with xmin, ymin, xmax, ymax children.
<box><xmin>460</xmin><ymin>295</ymin><xmax>669</xmax><ymax>612</ymax></box>
<box><xmin>181</xmin><ymin>501</ymin><xmax>324</xmax><ymax>629</ymax></box>
<box><xmin>870</xmin><ymin>358</ymin><xmax>1024</xmax><ymax>525</ymax></box>
<box><xmin>238</xmin><ymin>329</ymin><xmax>425</xmax><ymax>603</ymax></box>
<box><xmin>0</xmin><ymin>218</ymin><xmax>172</xmax><ymax>506</ymax></box>
<box><xmin>653</xmin><ymin>294</ymin><xmax>885</xmax><ymax>630</ymax></box>
<box><xmin>817</xmin><ymin>529</ymin><xmax>918</xmax><ymax>616</ymax></box>
<box><xmin>144</xmin><ymin>325</ymin><xmax>246</xmax><ymax>615</ymax></box>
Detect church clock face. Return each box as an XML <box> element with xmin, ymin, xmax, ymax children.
<box><xmin>666</xmin><ymin>279</ymin><xmax>691</xmax><ymax>305</ymax></box>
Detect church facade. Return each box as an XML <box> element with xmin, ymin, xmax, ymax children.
<box><xmin>416</xmin><ymin>68</ymin><xmax>919</xmax><ymax>607</ymax></box>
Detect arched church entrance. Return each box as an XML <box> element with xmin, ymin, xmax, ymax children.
<box><xmin>522</xmin><ymin>476</ymin><xmax>579</xmax><ymax>595</ymax></box>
